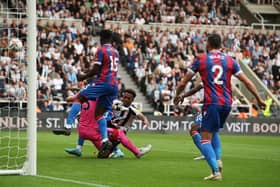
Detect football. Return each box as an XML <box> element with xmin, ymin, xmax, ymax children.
<box><xmin>8</xmin><ymin>38</ymin><xmax>23</xmax><ymax>51</ymax></box>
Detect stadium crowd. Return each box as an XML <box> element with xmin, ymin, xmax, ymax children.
<box><xmin>35</xmin><ymin>0</ymin><xmax>246</xmax><ymax>26</ymax></box>
<box><xmin>0</xmin><ymin>0</ymin><xmax>279</xmax><ymax>116</ymax></box>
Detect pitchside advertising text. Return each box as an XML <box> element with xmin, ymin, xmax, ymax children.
<box><xmin>0</xmin><ymin>112</ymin><xmax>280</xmax><ymax>135</ymax></box>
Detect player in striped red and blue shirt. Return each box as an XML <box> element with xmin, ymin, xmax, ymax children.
<box><xmin>174</xmin><ymin>34</ymin><xmax>266</xmax><ymax>180</ymax></box>
<box><xmin>71</xmin><ymin>30</ymin><xmax>120</xmax><ymax>158</ymax></box>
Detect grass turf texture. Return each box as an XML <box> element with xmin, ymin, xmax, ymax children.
<box><xmin>1</xmin><ymin>132</ymin><xmax>280</xmax><ymax>187</ymax></box>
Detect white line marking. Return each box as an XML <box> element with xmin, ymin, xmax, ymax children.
<box><xmin>37</xmin><ymin>175</ymin><xmax>111</xmax><ymax>187</ymax></box>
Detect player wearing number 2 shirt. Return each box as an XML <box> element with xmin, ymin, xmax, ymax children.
<box><xmin>191</xmin><ymin>51</ymin><xmax>240</xmax><ymax>107</ymax></box>
<box><xmin>174</xmin><ymin>34</ymin><xmax>265</xmax><ymax>180</ymax></box>
<box><xmin>74</xmin><ymin>30</ymin><xmax>120</xmax><ymax>158</ymax></box>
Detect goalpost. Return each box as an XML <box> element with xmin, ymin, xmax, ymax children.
<box><xmin>0</xmin><ymin>0</ymin><xmax>36</xmax><ymax>175</ymax></box>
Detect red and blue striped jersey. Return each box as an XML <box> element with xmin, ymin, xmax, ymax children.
<box><xmin>190</xmin><ymin>50</ymin><xmax>242</xmax><ymax>106</ymax></box>
<box><xmin>94</xmin><ymin>44</ymin><xmax>119</xmax><ymax>86</ymax></box>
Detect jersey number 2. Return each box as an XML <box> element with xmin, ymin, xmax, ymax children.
<box><xmin>212</xmin><ymin>65</ymin><xmax>223</xmax><ymax>85</ymax></box>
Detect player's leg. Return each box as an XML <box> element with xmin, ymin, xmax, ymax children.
<box><xmin>211</xmin><ymin>107</ymin><xmax>230</xmax><ymax>173</ymax></box>
<box><xmin>200</xmin><ymin>106</ymin><xmax>221</xmax><ymax>180</ymax></box>
<box><xmin>110</xmin><ymin>146</ymin><xmax>125</xmax><ymax>158</ymax></box>
<box><xmin>112</xmin><ymin>128</ymin><xmax>151</xmax><ymax>158</ymax></box>
<box><xmin>107</xmin><ymin>128</ymin><xmax>125</xmax><ymax>158</ymax></box>
<box><xmin>78</xmin><ymin>84</ymin><xmax>113</xmax><ymax>141</ymax></box>
<box><xmin>211</xmin><ymin>132</ymin><xmax>222</xmax><ymax>172</ymax></box>
<box><xmin>200</xmin><ymin>132</ymin><xmax>221</xmax><ymax>180</ymax></box>
<box><xmin>106</xmin><ymin>123</ymin><xmax>125</xmax><ymax>158</ymax></box>
<box><xmin>78</xmin><ymin>84</ymin><xmax>117</xmax><ymax>158</ymax></box>
<box><xmin>53</xmin><ymin>102</ymin><xmax>81</xmax><ymax>136</ymax></box>
<box><xmin>95</xmin><ymin>106</ymin><xmax>109</xmax><ymax>142</ymax></box>
<box><xmin>95</xmin><ymin>106</ymin><xmax>114</xmax><ymax>158</ymax></box>
<box><xmin>65</xmin><ymin>102</ymin><xmax>81</xmax><ymax>129</ymax></box>
<box><xmin>65</xmin><ymin>136</ymin><xmax>84</xmax><ymax>157</ymax></box>
<box><xmin>96</xmin><ymin>96</ymin><xmax>117</xmax><ymax>158</ymax></box>
<box><xmin>190</xmin><ymin>123</ymin><xmax>204</xmax><ymax>160</ymax></box>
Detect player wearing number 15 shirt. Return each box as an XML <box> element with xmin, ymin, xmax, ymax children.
<box><xmin>75</xmin><ymin>30</ymin><xmax>120</xmax><ymax>158</ymax></box>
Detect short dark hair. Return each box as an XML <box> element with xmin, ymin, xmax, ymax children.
<box><xmin>207</xmin><ymin>34</ymin><xmax>221</xmax><ymax>49</ymax></box>
<box><xmin>100</xmin><ymin>29</ymin><xmax>113</xmax><ymax>43</ymax></box>
<box><xmin>124</xmin><ymin>88</ymin><xmax>136</xmax><ymax>98</ymax></box>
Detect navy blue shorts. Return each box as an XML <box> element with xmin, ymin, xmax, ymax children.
<box><xmin>201</xmin><ymin>105</ymin><xmax>231</xmax><ymax>133</ymax></box>
<box><xmin>79</xmin><ymin>83</ymin><xmax>118</xmax><ymax>111</ymax></box>
<box><xmin>194</xmin><ymin>113</ymin><xmax>202</xmax><ymax>127</ymax></box>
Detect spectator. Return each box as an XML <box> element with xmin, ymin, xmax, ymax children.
<box><xmin>270</xmin><ymin>100</ymin><xmax>280</xmax><ymax>117</ymax></box>
<box><xmin>52</xmin><ymin>100</ymin><xmax>64</xmax><ymax>111</ymax></box>
<box><xmin>263</xmin><ymin>95</ymin><xmax>273</xmax><ymax>117</ymax></box>
<box><xmin>67</xmin><ymin>67</ymin><xmax>78</xmax><ymax>85</ymax></box>
<box><xmin>117</xmin><ymin>77</ymin><xmax>125</xmax><ymax>97</ymax></box>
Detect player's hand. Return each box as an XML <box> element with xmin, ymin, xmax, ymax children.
<box><xmin>257</xmin><ymin>99</ymin><xmax>266</xmax><ymax>110</ymax></box>
<box><xmin>173</xmin><ymin>94</ymin><xmax>184</xmax><ymax>105</ymax></box>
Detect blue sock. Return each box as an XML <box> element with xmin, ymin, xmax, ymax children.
<box><xmin>104</xmin><ymin>111</ymin><xmax>112</xmax><ymax>121</ymax></box>
<box><xmin>211</xmin><ymin>133</ymin><xmax>222</xmax><ymax>160</ymax></box>
<box><xmin>66</xmin><ymin>102</ymin><xmax>81</xmax><ymax>128</ymax></box>
<box><xmin>97</xmin><ymin>117</ymin><xmax>108</xmax><ymax>141</ymax></box>
<box><xmin>191</xmin><ymin>131</ymin><xmax>203</xmax><ymax>154</ymax></box>
<box><xmin>114</xmin><ymin>146</ymin><xmax>120</xmax><ymax>152</ymax></box>
<box><xmin>201</xmin><ymin>140</ymin><xmax>219</xmax><ymax>173</ymax></box>
<box><xmin>78</xmin><ymin>136</ymin><xmax>84</xmax><ymax>146</ymax></box>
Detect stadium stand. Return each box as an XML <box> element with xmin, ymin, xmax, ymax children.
<box><xmin>0</xmin><ymin>0</ymin><xmax>279</xmax><ymax>116</ymax></box>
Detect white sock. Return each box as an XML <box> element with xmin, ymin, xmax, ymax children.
<box><xmin>76</xmin><ymin>145</ymin><xmax>82</xmax><ymax>152</ymax></box>
<box><xmin>101</xmin><ymin>138</ymin><xmax>108</xmax><ymax>143</ymax></box>
<box><xmin>64</xmin><ymin>124</ymin><xmax>72</xmax><ymax>129</ymax></box>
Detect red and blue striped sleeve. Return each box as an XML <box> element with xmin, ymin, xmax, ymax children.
<box><xmin>94</xmin><ymin>48</ymin><xmax>104</xmax><ymax>66</ymax></box>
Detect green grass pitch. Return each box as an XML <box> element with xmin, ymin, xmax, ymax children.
<box><xmin>1</xmin><ymin>132</ymin><xmax>280</xmax><ymax>187</ymax></box>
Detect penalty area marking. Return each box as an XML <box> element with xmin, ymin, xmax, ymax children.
<box><xmin>37</xmin><ymin>175</ymin><xmax>111</xmax><ymax>187</ymax></box>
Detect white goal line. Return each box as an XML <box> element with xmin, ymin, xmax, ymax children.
<box><xmin>37</xmin><ymin>175</ymin><xmax>111</xmax><ymax>187</ymax></box>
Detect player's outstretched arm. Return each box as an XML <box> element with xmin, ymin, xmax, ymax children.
<box><xmin>136</xmin><ymin>113</ymin><xmax>150</xmax><ymax>128</ymax></box>
<box><xmin>236</xmin><ymin>73</ymin><xmax>266</xmax><ymax>109</ymax></box>
<box><xmin>78</xmin><ymin>64</ymin><xmax>101</xmax><ymax>81</ymax></box>
<box><xmin>175</xmin><ymin>83</ymin><xmax>203</xmax><ymax>105</ymax></box>
<box><xmin>174</xmin><ymin>71</ymin><xmax>194</xmax><ymax>105</ymax></box>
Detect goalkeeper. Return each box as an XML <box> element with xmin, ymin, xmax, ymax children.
<box><xmin>59</xmin><ymin>89</ymin><xmax>151</xmax><ymax>158</ymax></box>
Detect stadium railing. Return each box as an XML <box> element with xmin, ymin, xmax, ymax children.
<box><xmin>0</xmin><ymin>12</ymin><xmax>83</xmax><ymax>28</ymax></box>
<box><xmin>0</xmin><ymin>99</ymin><xmax>27</xmax><ymax>110</ymax></box>
<box><xmin>252</xmin><ymin>23</ymin><xmax>280</xmax><ymax>30</ymax></box>
<box><xmin>105</xmin><ymin>21</ymin><xmax>280</xmax><ymax>33</ymax></box>
<box><xmin>106</xmin><ymin>21</ymin><xmax>251</xmax><ymax>33</ymax></box>
<box><xmin>238</xmin><ymin>59</ymin><xmax>280</xmax><ymax>106</ymax></box>
<box><xmin>0</xmin><ymin>99</ymin><xmax>143</xmax><ymax>112</ymax></box>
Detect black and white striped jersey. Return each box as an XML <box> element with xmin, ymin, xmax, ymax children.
<box><xmin>109</xmin><ymin>99</ymin><xmax>141</xmax><ymax>132</ymax></box>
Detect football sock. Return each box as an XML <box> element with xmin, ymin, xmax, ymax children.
<box><xmin>65</xmin><ymin>102</ymin><xmax>81</xmax><ymax>129</ymax></box>
<box><xmin>201</xmin><ymin>140</ymin><xmax>219</xmax><ymax>173</ymax></box>
<box><xmin>77</xmin><ymin>136</ymin><xmax>84</xmax><ymax>147</ymax></box>
<box><xmin>76</xmin><ymin>145</ymin><xmax>82</xmax><ymax>152</ymax></box>
<box><xmin>191</xmin><ymin>131</ymin><xmax>202</xmax><ymax>154</ymax></box>
<box><xmin>97</xmin><ymin>116</ymin><xmax>108</xmax><ymax>142</ymax></box>
<box><xmin>114</xmin><ymin>146</ymin><xmax>119</xmax><ymax>152</ymax></box>
<box><xmin>211</xmin><ymin>132</ymin><xmax>222</xmax><ymax>160</ymax></box>
<box><xmin>118</xmin><ymin>130</ymin><xmax>139</xmax><ymax>156</ymax></box>
<box><xmin>104</xmin><ymin>111</ymin><xmax>112</xmax><ymax>121</ymax></box>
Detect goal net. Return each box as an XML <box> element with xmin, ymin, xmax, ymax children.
<box><xmin>0</xmin><ymin>0</ymin><xmax>36</xmax><ymax>175</ymax></box>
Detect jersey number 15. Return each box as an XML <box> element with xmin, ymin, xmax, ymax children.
<box><xmin>109</xmin><ymin>56</ymin><xmax>119</xmax><ymax>72</ymax></box>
